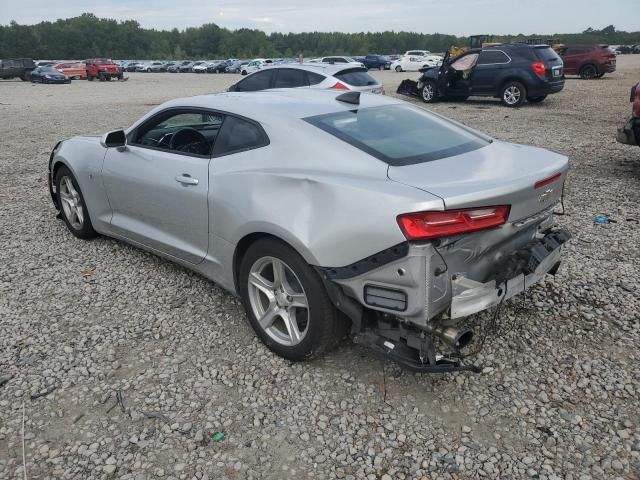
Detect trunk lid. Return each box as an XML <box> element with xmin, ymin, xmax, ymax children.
<box><xmin>387</xmin><ymin>140</ymin><xmax>568</xmax><ymax>222</ymax></box>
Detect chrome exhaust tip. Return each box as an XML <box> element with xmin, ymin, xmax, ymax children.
<box><xmin>430</xmin><ymin>326</ymin><xmax>474</xmax><ymax>349</ymax></box>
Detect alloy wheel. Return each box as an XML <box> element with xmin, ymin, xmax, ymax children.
<box><xmin>247</xmin><ymin>256</ymin><xmax>310</xmax><ymax>347</ymax></box>
<box><xmin>422</xmin><ymin>83</ymin><xmax>435</xmax><ymax>101</ymax></box>
<box><xmin>59</xmin><ymin>176</ymin><xmax>85</xmax><ymax>230</ymax></box>
<box><xmin>503</xmin><ymin>85</ymin><xmax>521</xmax><ymax>105</ymax></box>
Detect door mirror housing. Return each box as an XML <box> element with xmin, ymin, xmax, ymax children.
<box><xmin>101</xmin><ymin>129</ymin><xmax>126</xmax><ymax>148</ymax></box>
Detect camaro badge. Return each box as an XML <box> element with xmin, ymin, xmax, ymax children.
<box><xmin>539</xmin><ymin>188</ymin><xmax>554</xmax><ymax>202</ymax></box>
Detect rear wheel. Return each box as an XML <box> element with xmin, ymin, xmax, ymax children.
<box><xmin>55</xmin><ymin>166</ymin><xmax>97</xmax><ymax>240</ymax></box>
<box><xmin>579</xmin><ymin>64</ymin><xmax>598</xmax><ymax>79</ymax></box>
<box><xmin>421</xmin><ymin>80</ymin><xmax>438</xmax><ymax>103</ymax></box>
<box><xmin>239</xmin><ymin>238</ymin><xmax>345</xmax><ymax>361</ymax></box>
<box><xmin>527</xmin><ymin>95</ymin><xmax>547</xmax><ymax>103</ymax></box>
<box><xmin>20</xmin><ymin>74</ymin><xmax>28</xmax><ymax>81</ymax></box>
<box><xmin>501</xmin><ymin>81</ymin><xmax>526</xmax><ymax>107</ymax></box>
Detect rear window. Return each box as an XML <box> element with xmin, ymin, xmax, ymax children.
<box><xmin>535</xmin><ymin>47</ymin><xmax>561</xmax><ymax>62</ymax></box>
<box><xmin>334</xmin><ymin>68</ymin><xmax>378</xmax><ymax>87</ymax></box>
<box><xmin>305</xmin><ymin>105</ymin><xmax>490</xmax><ymax>166</ymax></box>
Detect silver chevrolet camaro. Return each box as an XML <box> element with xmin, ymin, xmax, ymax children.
<box><xmin>49</xmin><ymin>89</ymin><xmax>570</xmax><ymax>372</ymax></box>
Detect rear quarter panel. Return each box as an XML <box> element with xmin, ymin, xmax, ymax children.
<box><xmin>208</xmin><ymin>119</ymin><xmax>445</xmax><ymax>268</ymax></box>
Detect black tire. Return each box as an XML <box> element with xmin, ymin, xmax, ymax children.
<box><xmin>20</xmin><ymin>74</ymin><xmax>28</xmax><ymax>81</ymax></box>
<box><xmin>378</xmin><ymin>65</ymin><xmax>384</xmax><ymax>71</ymax></box>
<box><xmin>421</xmin><ymin>80</ymin><xmax>438</xmax><ymax>103</ymax></box>
<box><xmin>239</xmin><ymin>238</ymin><xmax>345</xmax><ymax>361</ymax></box>
<box><xmin>87</xmin><ymin>72</ymin><xmax>94</xmax><ymax>81</ymax></box>
<box><xmin>500</xmin><ymin>81</ymin><xmax>526</xmax><ymax>107</ymax></box>
<box><xmin>594</xmin><ymin>72</ymin><xmax>605</xmax><ymax>79</ymax></box>
<box><xmin>395</xmin><ymin>66</ymin><xmax>402</xmax><ymax>72</ymax></box>
<box><xmin>527</xmin><ymin>95</ymin><xmax>547</xmax><ymax>103</ymax></box>
<box><xmin>579</xmin><ymin>64</ymin><xmax>598</xmax><ymax>79</ymax></box>
<box><xmin>54</xmin><ymin>165</ymin><xmax>97</xmax><ymax>240</ymax></box>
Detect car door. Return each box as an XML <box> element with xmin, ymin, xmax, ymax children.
<box><xmin>559</xmin><ymin>47</ymin><xmax>586</xmax><ymax>75</ymax></box>
<box><xmin>102</xmin><ymin>109</ymin><xmax>224</xmax><ymax>264</ymax></box>
<box><xmin>471</xmin><ymin>50</ymin><xmax>509</xmax><ymax>94</ymax></box>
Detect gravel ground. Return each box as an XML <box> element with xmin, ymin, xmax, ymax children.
<box><xmin>1</xmin><ymin>56</ymin><xmax>639</xmax><ymax>480</ymax></box>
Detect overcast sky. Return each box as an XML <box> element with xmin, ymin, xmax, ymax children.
<box><xmin>0</xmin><ymin>0</ymin><xmax>637</xmax><ymax>35</ymax></box>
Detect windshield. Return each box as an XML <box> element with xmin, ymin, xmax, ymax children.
<box><xmin>305</xmin><ymin>105</ymin><xmax>490</xmax><ymax>166</ymax></box>
<box><xmin>41</xmin><ymin>67</ymin><xmax>58</xmax><ymax>73</ymax></box>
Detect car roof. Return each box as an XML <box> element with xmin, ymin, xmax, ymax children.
<box><xmin>157</xmin><ymin>89</ymin><xmax>403</xmax><ymax>123</ymax></box>
<box><xmin>264</xmin><ymin>62</ymin><xmax>366</xmax><ymax>75</ymax></box>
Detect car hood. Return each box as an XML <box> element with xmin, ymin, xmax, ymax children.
<box><xmin>387</xmin><ymin>140</ymin><xmax>569</xmax><ymax>221</ymax></box>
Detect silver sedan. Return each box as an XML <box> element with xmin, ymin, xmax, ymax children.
<box><xmin>49</xmin><ymin>90</ymin><xmax>569</xmax><ymax>372</ymax></box>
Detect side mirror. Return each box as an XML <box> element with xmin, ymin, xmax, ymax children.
<box><xmin>100</xmin><ymin>129</ymin><xmax>126</xmax><ymax>148</ymax></box>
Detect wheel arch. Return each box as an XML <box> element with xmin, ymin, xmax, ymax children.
<box><xmin>496</xmin><ymin>76</ymin><xmax>527</xmax><ymax>97</ymax></box>
<box><xmin>232</xmin><ymin>231</ymin><xmax>319</xmax><ymax>294</ymax></box>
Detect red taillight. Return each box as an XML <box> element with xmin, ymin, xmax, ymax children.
<box><xmin>531</xmin><ymin>62</ymin><xmax>546</xmax><ymax>77</ymax></box>
<box><xmin>330</xmin><ymin>81</ymin><xmax>349</xmax><ymax>90</ymax></box>
<box><xmin>534</xmin><ymin>172</ymin><xmax>561</xmax><ymax>189</ymax></box>
<box><xmin>397</xmin><ymin>206</ymin><xmax>510</xmax><ymax>240</ymax></box>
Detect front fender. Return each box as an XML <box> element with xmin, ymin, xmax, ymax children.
<box><xmin>50</xmin><ymin>137</ymin><xmax>112</xmax><ymax>230</ymax></box>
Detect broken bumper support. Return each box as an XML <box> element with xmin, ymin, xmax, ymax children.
<box><xmin>450</xmin><ymin>229</ymin><xmax>570</xmax><ymax>319</ymax></box>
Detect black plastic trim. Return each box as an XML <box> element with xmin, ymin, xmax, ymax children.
<box><xmin>319</xmin><ymin>242</ymin><xmax>409</xmax><ymax>280</ymax></box>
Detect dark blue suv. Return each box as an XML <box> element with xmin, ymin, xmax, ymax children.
<box><xmin>401</xmin><ymin>44</ymin><xmax>564</xmax><ymax>107</ymax></box>
<box><xmin>362</xmin><ymin>55</ymin><xmax>392</xmax><ymax>70</ymax></box>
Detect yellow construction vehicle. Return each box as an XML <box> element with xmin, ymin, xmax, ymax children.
<box><xmin>449</xmin><ymin>35</ymin><xmax>501</xmax><ymax>57</ymax></box>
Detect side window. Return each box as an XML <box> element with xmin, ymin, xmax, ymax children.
<box><xmin>235</xmin><ymin>70</ymin><xmax>274</xmax><ymax>92</ymax></box>
<box><xmin>213</xmin><ymin>116</ymin><xmax>268</xmax><ymax>156</ymax></box>
<box><xmin>273</xmin><ymin>68</ymin><xmax>308</xmax><ymax>88</ymax></box>
<box><xmin>477</xmin><ymin>50</ymin><xmax>510</xmax><ymax>65</ymax></box>
<box><xmin>306</xmin><ymin>71</ymin><xmax>326</xmax><ymax>86</ymax></box>
<box><xmin>133</xmin><ymin>110</ymin><xmax>224</xmax><ymax>157</ymax></box>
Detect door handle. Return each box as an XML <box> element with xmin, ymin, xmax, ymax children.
<box><xmin>175</xmin><ymin>174</ymin><xmax>199</xmax><ymax>186</ymax></box>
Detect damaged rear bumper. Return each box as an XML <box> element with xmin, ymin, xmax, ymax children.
<box><xmin>326</xmin><ymin>226</ymin><xmax>570</xmax><ymax>328</ymax></box>
<box><xmin>450</xmin><ymin>229</ymin><xmax>569</xmax><ymax>318</ymax></box>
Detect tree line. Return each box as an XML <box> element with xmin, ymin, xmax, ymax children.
<box><xmin>1</xmin><ymin>14</ymin><xmax>639</xmax><ymax>60</ymax></box>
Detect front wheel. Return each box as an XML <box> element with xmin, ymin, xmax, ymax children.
<box><xmin>421</xmin><ymin>80</ymin><xmax>438</xmax><ymax>103</ymax></box>
<box><xmin>395</xmin><ymin>66</ymin><xmax>402</xmax><ymax>72</ymax></box>
<box><xmin>501</xmin><ymin>81</ymin><xmax>526</xmax><ymax>107</ymax></box>
<box><xmin>239</xmin><ymin>238</ymin><xmax>346</xmax><ymax>361</ymax></box>
<box><xmin>55</xmin><ymin>166</ymin><xmax>97</xmax><ymax>240</ymax></box>
<box><xmin>527</xmin><ymin>95</ymin><xmax>547</xmax><ymax>103</ymax></box>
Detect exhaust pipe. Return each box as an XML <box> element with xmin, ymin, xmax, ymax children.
<box><xmin>427</xmin><ymin>325</ymin><xmax>474</xmax><ymax>349</ymax></box>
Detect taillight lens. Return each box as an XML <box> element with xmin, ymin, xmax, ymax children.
<box><xmin>531</xmin><ymin>62</ymin><xmax>546</xmax><ymax>77</ymax></box>
<box><xmin>330</xmin><ymin>81</ymin><xmax>349</xmax><ymax>90</ymax></box>
<box><xmin>397</xmin><ymin>206</ymin><xmax>510</xmax><ymax>240</ymax></box>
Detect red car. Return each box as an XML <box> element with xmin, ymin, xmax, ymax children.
<box><xmin>617</xmin><ymin>81</ymin><xmax>640</xmax><ymax>146</ymax></box>
<box><xmin>556</xmin><ymin>44</ymin><xmax>616</xmax><ymax>79</ymax></box>
<box><xmin>53</xmin><ymin>62</ymin><xmax>87</xmax><ymax>80</ymax></box>
<box><xmin>85</xmin><ymin>58</ymin><xmax>123</xmax><ymax>81</ymax></box>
